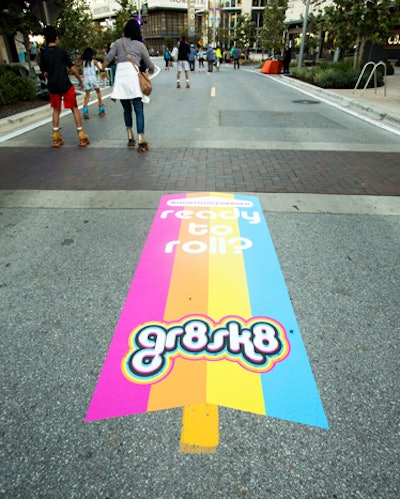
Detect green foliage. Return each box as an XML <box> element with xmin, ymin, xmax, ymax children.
<box><xmin>232</xmin><ymin>15</ymin><xmax>256</xmax><ymax>51</ymax></box>
<box><xmin>88</xmin><ymin>0</ymin><xmax>137</xmax><ymax>55</ymax></box>
<box><xmin>385</xmin><ymin>62</ymin><xmax>395</xmax><ymax>76</ymax></box>
<box><xmin>56</xmin><ymin>0</ymin><xmax>96</xmax><ymax>56</ymax></box>
<box><xmin>0</xmin><ymin>0</ymin><xmax>42</xmax><ymax>38</ymax></box>
<box><xmin>0</xmin><ymin>0</ymin><xmax>44</xmax><ymax>72</ymax></box>
<box><xmin>260</xmin><ymin>0</ymin><xmax>288</xmax><ymax>55</ymax></box>
<box><xmin>113</xmin><ymin>0</ymin><xmax>137</xmax><ymax>37</ymax></box>
<box><xmin>313</xmin><ymin>0</ymin><xmax>400</xmax><ymax>65</ymax></box>
<box><xmin>313</xmin><ymin>67</ymin><xmax>361</xmax><ymax>88</ymax></box>
<box><xmin>0</xmin><ymin>66</ymin><xmax>36</xmax><ymax>106</ymax></box>
<box><xmin>290</xmin><ymin>66</ymin><xmax>319</xmax><ymax>84</ymax></box>
<box><xmin>290</xmin><ymin>62</ymin><xmax>384</xmax><ymax>89</ymax></box>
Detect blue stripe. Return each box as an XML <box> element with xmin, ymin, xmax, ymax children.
<box><xmin>237</xmin><ymin>194</ymin><xmax>329</xmax><ymax>429</ymax></box>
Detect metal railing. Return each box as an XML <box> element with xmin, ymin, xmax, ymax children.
<box><xmin>353</xmin><ymin>61</ymin><xmax>387</xmax><ymax>97</ymax></box>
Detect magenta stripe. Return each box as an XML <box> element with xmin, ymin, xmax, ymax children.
<box><xmin>85</xmin><ymin>194</ymin><xmax>185</xmax><ymax>421</ymax></box>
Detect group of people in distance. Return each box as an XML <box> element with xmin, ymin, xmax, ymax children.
<box><xmin>163</xmin><ymin>40</ymin><xmax>243</xmax><ymax>82</ymax></box>
<box><xmin>40</xmin><ymin>19</ymin><xmax>154</xmax><ymax>152</ymax></box>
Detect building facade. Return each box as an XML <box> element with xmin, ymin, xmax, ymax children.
<box><xmin>88</xmin><ymin>0</ymin><xmax>321</xmax><ymax>52</ymax></box>
<box><xmin>88</xmin><ymin>0</ymin><xmax>400</xmax><ymax>60</ymax></box>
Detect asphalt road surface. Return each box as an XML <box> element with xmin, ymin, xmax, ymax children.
<box><xmin>1</xmin><ymin>60</ymin><xmax>399</xmax><ymax>498</ymax></box>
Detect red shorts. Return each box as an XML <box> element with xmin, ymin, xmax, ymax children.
<box><xmin>50</xmin><ymin>86</ymin><xmax>77</xmax><ymax>110</ymax></box>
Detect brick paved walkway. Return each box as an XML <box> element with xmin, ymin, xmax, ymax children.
<box><xmin>0</xmin><ymin>147</ymin><xmax>399</xmax><ymax>195</ymax></box>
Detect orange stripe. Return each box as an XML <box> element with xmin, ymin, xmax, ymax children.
<box><xmin>148</xmin><ymin>193</ymin><xmax>209</xmax><ymax>410</ymax></box>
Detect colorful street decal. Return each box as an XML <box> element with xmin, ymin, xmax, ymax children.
<box><xmin>86</xmin><ymin>193</ymin><xmax>329</xmax><ymax>433</ymax></box>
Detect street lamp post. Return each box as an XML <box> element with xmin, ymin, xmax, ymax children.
<box><xmin>212</xmin><ymin>0</ymin><xmax>216</xmax><ymax>47</ymax></box>
<box><xmin>297</xmin><ymin>0</ymin><xmax>310</xmax><ymax>68</ymax></box>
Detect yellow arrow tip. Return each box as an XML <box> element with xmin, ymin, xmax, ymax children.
<box><xmin>179</xmin><ymin>403</ymin><xmax>219</xmax><ymax>454</ymax></box>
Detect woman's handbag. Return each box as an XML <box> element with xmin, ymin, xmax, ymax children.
<box><xmin>137</xmin><ymin>71</ymin><xmax>152</xmax><ymax>96</ymax></box>
<box><xmin>121</xmin><ymin>38</ymin><xmax>152</xmax><ymax>96</ymax></box>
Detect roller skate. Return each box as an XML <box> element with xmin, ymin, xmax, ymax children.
<box><xmin>176</xmin><ymin>81</ymin><xmax>181</xmax><ymax>89</ymax></box>
<box><xmin>83</xmin><ymin>105</ymin><xmax>89</xmax><ymax>119</ymax></box>
<box><xmin>137</xmin><ymin>134</ymin><xmax>150</xmax><ymax>153</ymax></box>
<box><xmin>186</xmin><ymin>81</ymin><xmax>190</xmax><ymax>89</ymax></box>
<box><xmin>52</xmin><ymin>128</ymin><xmax>64</xmax><ymax>148</ymax></box>
<box><xmin>98</xmin><ymin>104</ymin><xmax>105</xmax><ymax>117</ymax></box>
<box><xmin>127</xmin><ymin>128</ymin><xmax>136</xmax><ymax>147</ymax></box>
<box><xmin>77</xmin><ymin>128</ymin><xmax>90</xmax><ymax>147</ymax></box>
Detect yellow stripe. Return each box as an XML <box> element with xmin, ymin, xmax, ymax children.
<box><xmin>179</xmin><ymin>193</ymin><xmax>223</xmax><ymax>453</ymax></box>
<box><xmin>207</xmin><ymin>199</ymin><xmax>266</xmax><ymax>414</ymax></box>
<box><xmin>180</xmin><ymin>193</ymin><xmax>265</xmax><ymax>453</ymax></box>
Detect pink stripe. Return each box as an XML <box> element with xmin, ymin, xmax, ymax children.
<box><xmin>85</xmin><ymin>194</ymin><xmax>186</xmax><ymax>421</ymax></box>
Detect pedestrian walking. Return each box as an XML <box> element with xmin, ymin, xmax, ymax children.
<box><xmin>188</xmin><ymin>44</ymin><xmax>197</xmax><ymax>71</ymax></box>
<box><xmin>164</xmin><ymin>46</ymin><xmax>171</xmax><ymax>70</ymax></box>
<box><xmin>215</xmin><ymin>47</ymin><xmax>222</xmax><ymax>70</ymax></box>
<box><xmin>78</xmin><ymin>47</ymin><xmax>105</xmax><ymax>119</ymax></box>
<box><xmin>102</xmin><ymin>19</ymin><xmax>154</xmax><ymax>152</ymax></box>
<box><xmin>233</xmin><ymin>47</ymin><xmax>241</xmax><ymax>69</ymax></box>
<box><xmin>206</xmin><ymin>45</ymin><xmax>215</xmax><ymax>72</ymax></box>
<box><xmin>171</xmin><ymin>45</ymin><xmax>178</xmax><ymax>67</ymax></box>
<box><xmin>176</xmin><ymin>36</ymin><xmax>190</xmax><ymax>88</ymax></box>
<box><xmin>198</xmin><ymin>47</ymin><xmax>205</xmax><ymax>72</ymax></box>
<box><xmin>40</xmin><ymin>26</ymin><xmax>89</xmax><ymax>148</ymax></box>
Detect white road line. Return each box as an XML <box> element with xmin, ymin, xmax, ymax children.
<box><xmin>255</xmin><ymin>71</ymin><xmax>400</xmax><ymax>137</ymax></box>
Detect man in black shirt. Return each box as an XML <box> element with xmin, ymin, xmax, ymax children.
<box><xmin>176</xmin><ymin>36</ymin><xmax>191</xmax><ymax>89</ymax></box>
<box><xmin>40</xmin><ymin>26</ymin><xmax>89</xmax><ymax>147</ymax></box>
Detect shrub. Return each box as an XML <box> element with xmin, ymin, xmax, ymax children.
<box><xmin>314</xmin><ymin>67</ymin><xmax>361</xmax><ymax>88</ymax></box>
<box><xmin>290</xmin><ymin>66</ymin><xmax>319</xmax><ymax>84</ymax></box>
<box><xmin>290</xmin><ymin>64</ymin><xmax>384</xmax><ymax>89</ymax></box>
<box><xmin>0</xmin><ymin>66</ymin><xmax>36</xmax><ymax>106</ymax></box>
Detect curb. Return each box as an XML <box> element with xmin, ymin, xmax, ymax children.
<box><xmin>0</xmin><ymin>86</ymin><xmax>113</xmax><ymax>139</ymax></box>
<box><xmin>274</xmin><ymin>74</ymin><xmax>400</xmax><ymax>130</ymax></box>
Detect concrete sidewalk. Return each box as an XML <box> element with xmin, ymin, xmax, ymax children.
<box><xmin>0</xmin><ymin>85</ymin><xmax>114</xmax><ymax>139</ymax></box>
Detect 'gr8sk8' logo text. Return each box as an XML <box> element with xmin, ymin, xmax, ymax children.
<box><xmin>121</xmin><ymin>315</ymin><xmax>291</xmax><ymax>384</ymax></box>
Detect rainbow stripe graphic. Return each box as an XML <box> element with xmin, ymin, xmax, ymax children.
<box><xmin>86</xmin><ymin>193</ymin><xmax>328</xmax><ymax>430</ymax></box>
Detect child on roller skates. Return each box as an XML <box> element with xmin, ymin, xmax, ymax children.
<box><xmin>78</xmin><ymin>47</ymin><xmax>105</xmax><ymax>119</ymax></box>
<box><xmin>40</xmin><ymin>26</ymin><xmax>89</xmax><ymax>148</ymax></box>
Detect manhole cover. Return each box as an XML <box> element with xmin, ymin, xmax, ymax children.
<box><xmin>292</xmin><ymin>99</ymin><xmax>320</xmax><ymax>104</ymax></box>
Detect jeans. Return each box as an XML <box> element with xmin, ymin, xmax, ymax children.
<box><xmin>121</xmin><ymin>98</ymin><xmax>144</xmax><ymax>134</ymax></box>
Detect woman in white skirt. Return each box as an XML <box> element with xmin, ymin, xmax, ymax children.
<box><xmin>103</xmin><ymin>19</ymin><xmax>154</xmax><ymax>152</ymax></box>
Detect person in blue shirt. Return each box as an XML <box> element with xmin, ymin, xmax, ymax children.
<box><xmin>233</xmin><ymin>47</ymin><xmax>241</xmax><ymax>69</ymax></box>
<box><xmin>206</xmin><ymin>45</ymin><xmax>215</xmax><ymax>73</ymax></box>
<box><xmin>164</xmin><ymin>46</ymin><xmax>171</xmax><ymax>70</ymax></box>
<box><xmin>188</xmin><ymin>44</ymin><xmax>197</xmax><ymax>71</ymax></box>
